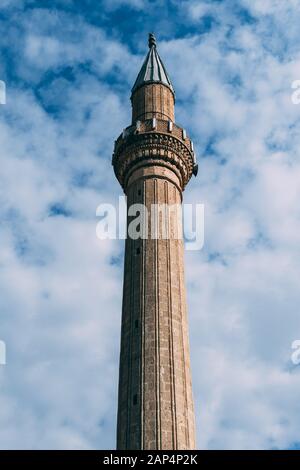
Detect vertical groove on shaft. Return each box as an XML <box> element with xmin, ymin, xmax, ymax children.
<box><xmin>166</xmin><ymin>181</ymin><xmax>177</xmax><ymax>449</ymax></box>
<box><xmin>127</xmin><ymin>189</ymin><xmax>133</xmax><ymax>447</ymax></box>
<box><xmin>141</xmin><ymin>180</ymin><xmax>145</xmax><ymax>449</ymax></box>
<box><xmin>178</xmin><ymin>208</ymin><xmax>189</xmax><ymax>446</ymax></box>
<box><xmin>154</xmin><ymin>179</ymin><xmax>161</xmax><ymax>449</ymax></box>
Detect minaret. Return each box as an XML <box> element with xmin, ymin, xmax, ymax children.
<box><xmin>113</xmin><ymin>34</ymin><xmax>197</xmax><ymax>450</ymax></box>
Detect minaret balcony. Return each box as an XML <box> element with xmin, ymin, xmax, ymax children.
<box><xmin>112</xmin><ymin>118</ymin><xmax>197</xmax><ymax>191</ymax></box>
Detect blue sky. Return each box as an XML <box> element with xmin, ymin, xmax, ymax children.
<box><xmin>0</xmin><ymin>0</ymin><xmax>300</xmax><ymax>450</ymax></box>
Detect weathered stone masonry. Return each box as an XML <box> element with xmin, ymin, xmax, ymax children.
<box><xmin>113</xmin><ymin>34</ymin><xmax>198</xmax><ymax>450</ymax></box>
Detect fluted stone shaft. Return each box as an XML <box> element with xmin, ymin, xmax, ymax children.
<box><xmin>113</xmin><ymin>34</ymin><xmax>197</xmax><ymax>450</ymax></box>
<box><xmin>116</xmin><ymin>168</ymin><xmax>196</xmax><ymax>449</ymax></box>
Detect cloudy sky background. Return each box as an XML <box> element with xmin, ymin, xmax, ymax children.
<box><xmin>0</xmin><ymin>0</ymin><xmax>300</xmax><ymax>449</ymax></box>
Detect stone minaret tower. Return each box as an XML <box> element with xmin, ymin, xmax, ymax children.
<box><xmin>113</xmin><ymin>34</ymin><xmax>198</xmax><ymax>450</ymax></box>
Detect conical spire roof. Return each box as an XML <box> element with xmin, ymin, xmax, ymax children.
<box><xmin>131</xmin><ymin>33</ymin><xmax>174</xmax><ymax>95</ymax></box>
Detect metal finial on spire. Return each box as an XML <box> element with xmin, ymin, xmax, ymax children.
<box><xmin>131</xmin><ymin>32</ymin><xmax>174</xmax><ymax>95</ymax></box>
<box><xmin>148</xmin><ymin>33</ymin><xmax>156</xmax><ymax>48</ymax></box>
